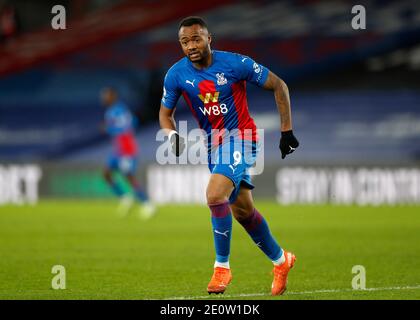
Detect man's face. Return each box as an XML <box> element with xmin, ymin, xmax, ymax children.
<box><xmin>178</xmin><ymin>24</ymin><xmax>211</xmax><ymax>63</ymax></box>
<box><xmin>100</xmin><ymin>89</ymin><xmax>116</xmax><ymax>107</ymax></box>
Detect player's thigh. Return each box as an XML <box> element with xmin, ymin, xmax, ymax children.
<box><xmin>104</xmin><ymin>157</ymin><xmax>118</xmax><ymax>180</ymax></box>
<box><xmin>208</xmin><ymin>153</ymin><xmax>248</xmax><ymax>204</ymax></box>
<box><xmin>206</xmin><ymin>173</ymin><xmax>235</xmax><ymax>204</ymax></box>
<box><xmin>230</xmin><ymin>186</ymin><xmax>254</xmax><ymax>220</ymax></box>
<box><xmin>124</xmin><ymin>172</ymin><xmax>136</xmax><ymax>185</ymax></box>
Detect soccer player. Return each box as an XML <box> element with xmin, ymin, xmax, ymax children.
<box><xmin>101</xmin><ymin>87</ymin><xmax>156</xmax><ymax>219</ymax></box>
<box><xmin>158</xmin><ymin>17</ymin><xmax>299</xmax><ymax>295</ymax></box>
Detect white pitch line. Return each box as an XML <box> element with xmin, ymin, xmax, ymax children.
<box><xmin>164</xmin><ymin>285</ymin><xmax>420</xmax><ymax>300</ymax></box>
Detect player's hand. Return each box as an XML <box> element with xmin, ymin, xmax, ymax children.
<box><xmin>169</xmin><ymin>131</ymin><xmax>186</xmax><ymax>157</ymax></box>
<box><xmin>279</xmin><ymin>130</ymin><xmax>299</xmax><ymax>159</ymax></box>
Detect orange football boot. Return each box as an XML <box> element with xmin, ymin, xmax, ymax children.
<box><xmin>271</xmin><ymin>250</ymin><xmax>296</xmax><ymax>296</ymax></box>
<box><xmin>207</xmin><ymin>267</ymin><xmax>232</xmax><ymax>294</ymax></box>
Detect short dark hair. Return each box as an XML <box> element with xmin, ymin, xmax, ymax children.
<box><xmin>178</xmin><ymin>16</ymin><xmax>208</xmax><ymax>31</ymax></box>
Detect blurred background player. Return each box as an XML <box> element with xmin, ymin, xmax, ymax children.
<box><xmin>101</xmin><ymin>87</ymin><xmax>156</xmax><ymax>219</ymax></box>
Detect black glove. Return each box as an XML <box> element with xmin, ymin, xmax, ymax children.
<box><xmin>279</xmin><ymin>130</ymin><xmax>299</xmax><ymax>159</ymax></box>
<box><xmin>169</xmin><ymin>131</ymin><xmax>185</xmax><ymax>157</ymax></box>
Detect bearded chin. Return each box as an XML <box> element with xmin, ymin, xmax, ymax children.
<box><xmin>188</xmin><ymin>47</ymin><xmax>210</xmax><ymax>63</ymax></box>
<box><xmin>189</xmin><ymin>54</ymin><xmax>203</xmax><ymax>63</ymax></box>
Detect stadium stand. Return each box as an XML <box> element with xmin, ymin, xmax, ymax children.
<box><xmin>0</xmin><ymin>0</ymin><xmax>419</xmax><ymax>165</ymax></box>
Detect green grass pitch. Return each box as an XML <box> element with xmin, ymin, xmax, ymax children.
<box><xmin>0</xmin><ymin>200</ymin><xmax>419</xmax><ymax>300</ymax></box>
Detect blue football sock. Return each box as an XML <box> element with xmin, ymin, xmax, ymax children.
<box><xmin>135</xmin><ymin>189</ymin><xmax>149</xmax><ymax>202</ymax></box>
<box><xmin>209</xmin><ymin>201</ymin><xmax>232</xmax><ymax>264</ymax></box>
<box><xmin>125</xmin><ymin>178</ymin><xmax>149</xmax><ymax>202</ymax></box>
<box><xmin>131</xmin><ymin>181</ymin><xmax>149</xmax><ymax>202</ymax></box>
<box><xmin>110</xmin><ymin>182</ymin><xmax>124</xmax><ymax>197</ymax></box>
<box><xmin>238</xmin><ymin>208</ymin><xmax>283</xmax><ymax>262</ymax></box>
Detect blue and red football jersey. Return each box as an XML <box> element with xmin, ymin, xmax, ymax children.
<box><xmin>161</xmin><ymin>50</ymin><xmax>269</xmax><ymax>146</ymax></box>
<box><xmin>104</xmin><ymin>101</ymin><xmax>138</xmax><ymax>156</ymax></box>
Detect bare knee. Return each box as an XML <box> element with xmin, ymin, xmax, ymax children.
<box><xmin>206</xmin><ymin>188</ymin><xmax>228</xmax><ymax>205</ymax></box>
<box><xmin>125</xmin><ymin>174</ymin><xmax>135</xmax><ymax>184</ymax></box>
<box><xmin>206</xmin><ymin>174</ymin><xmax>234</xmax><ymax>205</ymax></box>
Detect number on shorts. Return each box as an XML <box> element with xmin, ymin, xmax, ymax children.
<box><xmin>233</xmin><ymin>151</ymin><xmax>241</xmax><ymax>166</ymax></box>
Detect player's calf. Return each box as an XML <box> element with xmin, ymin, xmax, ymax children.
<box><xmin>206</xmin><ymin>176</ymin><xmax>234</xmax><ymax>294</ymax></box>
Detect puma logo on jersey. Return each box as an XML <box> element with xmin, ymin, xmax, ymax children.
<box><xmin>186</xmin><ymin>79</ymin><xmax>195</xmax><ymax>87</ymax></box>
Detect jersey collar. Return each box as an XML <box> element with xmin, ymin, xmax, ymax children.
<box><xmin>187</xmin><ymin>50</ymin><xmax>215</xmax><ymax>72</ymax></box>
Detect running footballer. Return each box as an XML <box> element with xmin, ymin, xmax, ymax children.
<box><xmin>159</xmin><ymin>16</ymin><xmax>299</xmax><ymax>295</ymax></box>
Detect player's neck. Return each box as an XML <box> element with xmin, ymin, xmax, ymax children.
<box><xmin>192</xmin><ymin>51</ymin><xmax>213</xmax><ymax>70</ymax></box>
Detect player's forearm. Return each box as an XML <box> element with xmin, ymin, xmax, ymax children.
<box><xmin>263</xmin><ymin>72</ymin><xmax>293</xmax><ymax>132</ymax></box>
<box><xmin>159</xmin><ymin>107</ymin><xmax>185</xmax><ymax>156</ymax></box>
<box><xmin>273</xmin><ymin>79</ymin><xmax>292</xmax><ymax>132</ymax></box>
<box><xmin>159</xmin><ymin>116</ymin><xmax>176</xmax><ymax>135</ymax></box>
<box><xmin>159</xmin><ymin>110</ymin><xmax>177</xmax><ymax>135</ymax></box>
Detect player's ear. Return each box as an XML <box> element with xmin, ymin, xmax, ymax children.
<box><xmin>208</xmin><ymin>33</ymin><xmax>212</xmax><ymax>45</ymax></box>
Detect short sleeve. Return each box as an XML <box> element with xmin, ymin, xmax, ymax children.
<box><xmin>161</xmin><ymin>68</ymin><xmax>181</xmax><ymax>109</ymax></box>
<box><xmin>234</xmin><ymin>53</ymin><xmax>269</xmax><ymax>87</ymax></box>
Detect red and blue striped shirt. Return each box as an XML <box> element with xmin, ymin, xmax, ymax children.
<box><xmin>161</xmin><ymin>50</ymin><xmax>269</xmax><ymax>148</ymax></box>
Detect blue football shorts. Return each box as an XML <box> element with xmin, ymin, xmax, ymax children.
<box><xmin>208</xmin><ymin>138</ymin><xmax>260</xmax><ymax>203</ymax></box>
<box><xmin>107</xmin><ymin>155</ymin><xmax>138</xmax><ymax>175</ymax></box>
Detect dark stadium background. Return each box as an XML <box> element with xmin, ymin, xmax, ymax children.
<box><xmin>0</xmin><ymin>0</ymin><xmax>419</xmax><ymax>302</ymax></box>
<box><xmin>1</xmin><ymin>0</ymin><xmax>419</xmax><ymax>204</ymax></box>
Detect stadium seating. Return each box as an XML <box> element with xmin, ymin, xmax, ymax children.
<box><xmin>63</xmin><ymin>90</ymin><xmax>420</xmax><ymax>165</ymax></box>
<box><xmin>0</xmin><ymin>0</ymin><xmax>419</xmax><ymax>164</ymax></box>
